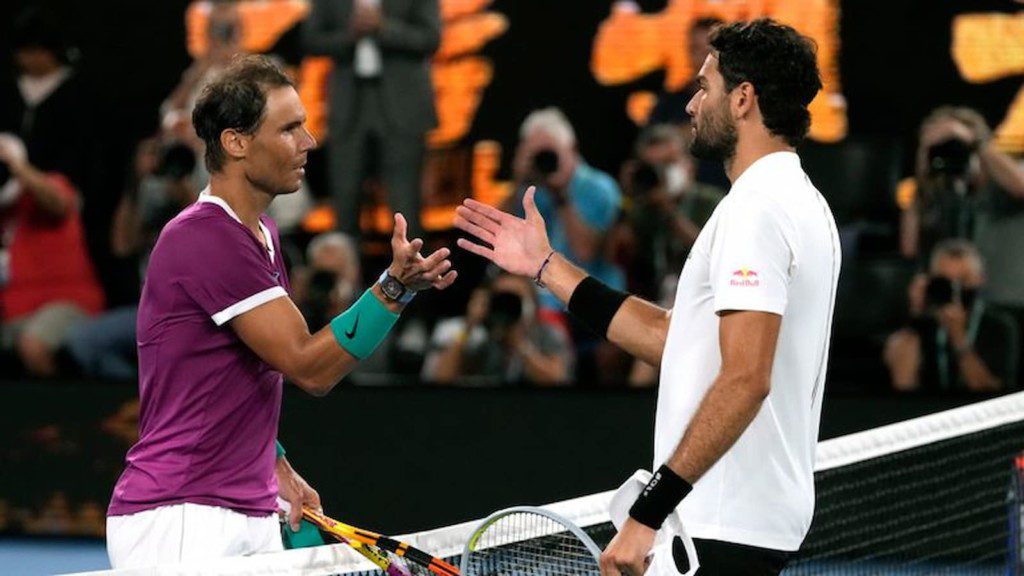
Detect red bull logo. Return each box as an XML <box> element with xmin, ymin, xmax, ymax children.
<box><xmin>730</xmin><ymin>268</ymin><xmax>760</xmax><ymax>287</ymax></box>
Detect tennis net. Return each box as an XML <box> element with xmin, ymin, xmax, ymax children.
<box><xmin>68</xmin><ymin>392</ymin><xmax>1024</xmax><ymax>575</ymax></box>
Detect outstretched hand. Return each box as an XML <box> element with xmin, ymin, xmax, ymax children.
<box><xmin>454</xmin><ymin>186</ymin><xmax>554</xmax><ymax>278</ymax></box>
<box><xmin>388</xmin><ymin>213</ymin><xmax>458</xmax><ymax>292</ymax></box>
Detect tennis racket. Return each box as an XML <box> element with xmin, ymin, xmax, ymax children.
<box><xmin>302</xmin><ymin>506</ymin><xmax>462</xmax><ymax>576</ymax></box>
<box><xmin>321</xmin><ymin>528</ymin><xmax>415</xmax><ymax>576</ymax></box>
<box><xmin>460</xmin><ymin>506</ymin><xmax>602</xmax><ymax>575</ymax></box>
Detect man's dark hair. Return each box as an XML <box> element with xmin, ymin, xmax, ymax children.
<box><xmin>12</xmin><ymin>7</ymin><xmax>69</xmax><ymax>59</ymax></box>
<box><xmin>192</xmin><ymin>55</ymin><xmax>294</xmax><ymax>172</ymax></box>
<box><xmin>709</xmin><ymin>19</ymin><xmax>822</xmax><ymax>146</ymax></box>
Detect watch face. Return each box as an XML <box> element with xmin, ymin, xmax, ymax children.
<box><xmin>382</xmin><ymin>276</ymin><xmax>405</xmax><ymax>300</ymax></box>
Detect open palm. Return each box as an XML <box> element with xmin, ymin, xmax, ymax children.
<box><xmin>454</xmin><ymin>186</ymin><xmax>553</xmax><ymax>278</ymax></box>
<box><xmin>389</xmin><ymin>213</ymin><xmax>458</xmax><ymax>292</ymax></box>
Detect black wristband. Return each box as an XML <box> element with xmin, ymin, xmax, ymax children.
<box><xmin>567</xmin><ymin>276</ymin><xmax>629</xmax><ymax>338</ymax></box>
<box><xmin>628</xmin><ymin>465</ymin><xmax>693</xmax><ymax>530</ymax></box>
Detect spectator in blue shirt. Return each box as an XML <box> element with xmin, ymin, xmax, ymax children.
<box><xmin>507</xmin><ymin>108</ymin><xmax>624</xmax><ymax>316</ymax></box>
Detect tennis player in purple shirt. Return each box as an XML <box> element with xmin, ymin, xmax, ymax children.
<box><xmin>106</xmin><ymin>56</ymin><xmax>457</xmax><ymax>568</ymax></box>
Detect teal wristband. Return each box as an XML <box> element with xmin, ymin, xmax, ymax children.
<box><xmin>275</xmin><ymin>440</ymin><xmax>286</xmax><ymax>459</ymax></box>
<box><xmin>330</xmin><ymin>289</ymin><xmax>400</xmax><ymax>360</ymax></box>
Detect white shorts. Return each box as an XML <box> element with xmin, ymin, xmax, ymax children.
<box><xmin>106</xmin><ymin>503</ymin><xmax>284</xmax><ymax>569</ymax></box>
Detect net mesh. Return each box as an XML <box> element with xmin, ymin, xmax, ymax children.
<box><xmin>65</xmin><ymin>392</ymin><xmax>1024</xmax><ymax>576</ymax></box>
<box><xmin>461</xmin><ymin>509</ymin><xmax>601</xmax><ymax>575</ymax></box>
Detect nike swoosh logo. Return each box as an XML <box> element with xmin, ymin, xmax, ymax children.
<box><xmin>344</xmin><ymin>313</ymin><xmax>360</xmax><ymax>339</ymax></box>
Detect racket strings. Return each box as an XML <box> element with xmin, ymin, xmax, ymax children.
<box><xmin>377</xmin><ymin>549</ymin><xmax>435</xmax><ymax>576</ymax></box>
<box><xmin>464</xmin><ymin>511</ymin><xmax>601</xmax><ymax>575</ymax></box>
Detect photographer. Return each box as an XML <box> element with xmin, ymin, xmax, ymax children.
<box><xmin>294</xmin><ymin>231</ymin><xmax>362</xmax><ymax>331</ymax></box>
<box><xmin>65</xmin><ymin>137</ymin><xmax>201</xmax><ymax>381</ymax></box>
<box><xmin>615</xmin><ymin>123</ymin><xmax>724</xmax><ymax>301</ymax></box>
<box><xmin>901</xmin><ymin>107</ymin><xmax>1024</xmax><ymax>261</ymax></box>
<box><xmin>160</xmin><ymin>0</ymin><xmax>243</xmax><ymax>148</ymax></box>
<box><xmin>0</xmin><ymin>133</ymin><xmax>104</xmax><ymax>377</ymax></box>
<box><xmin>507</xmin><ymin>108</ymin><xmax>624</xmax><ymax>319</ymax></box>
<box><xmin>110</xmin><ymin>138</ymin><xmax>201</xmax><ymax>263</ymax></box>
<box><xmin>883</xmin><ymin>239</ymin><xmax>1018</xmax><ymax>392</ymax></box>
<box><xmin>422</xmin><ymin>270</ymin><xmax>571</xmax><ymax>386</ymax></box>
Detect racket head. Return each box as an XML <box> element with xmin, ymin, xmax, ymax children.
<box><xmin>460</xmin><ymin>506</ymin><xmax>602</xmax><ymax>576</ymax></box>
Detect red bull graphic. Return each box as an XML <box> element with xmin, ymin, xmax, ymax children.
<box><xmin>730</xmin><ymin>268</ymin><xmax>760</xmax><ymax>287</ymax></box>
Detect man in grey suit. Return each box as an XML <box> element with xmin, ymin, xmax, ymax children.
<box><xmin>304</xmin><ymin>0</ymin><xmax>439</xmax><ymax>240</ymax></box>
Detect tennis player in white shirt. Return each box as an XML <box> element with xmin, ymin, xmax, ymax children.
<box><xmin>454</xmin><ymin>18</ymin><xmax>841</xmax><ymax>575</ymax></box>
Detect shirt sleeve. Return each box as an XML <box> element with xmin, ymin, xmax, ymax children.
<box><xmin>172</xmin><ymin>220</ymin><xmax>287</xmax><ymax>325</ymax></box>
<box><xmin>23</xmin><ymin>173</ymin><xmax>78</xmax><ymax>221</ymax></box>
<box><xmin>709</xmin><ymin>198</ymin><xmax>796</xmax><ymax>316</ymax></box>
<box><xmin>430</xmin><ymin>318</ymin><xmax>467</xmax><ymax>348</ymax></box>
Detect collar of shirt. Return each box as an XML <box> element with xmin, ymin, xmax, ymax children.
<box><xmin>18</xmin><ymin>67</ymin><xmax>72</xmax><ymax>107</ymax></box>
<box><xmin>197</xmin><ymin>188</ymin><xmax>276</xmax><ymax>263</ymax></box>
<box><xmin>730</xmin><ymin>151</ymin><xmax>802</xmax><ymax>194</ymax></box>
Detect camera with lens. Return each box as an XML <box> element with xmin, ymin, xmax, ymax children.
<box><xmin>486</xmin><ymin>291</ymin><xmax>524</xmax><ymax>332</ymax></box>
<box><xmin>926</xmin><ymin>138</ymin><xmax>974</xmax><ymax>180</ymax></box>
<box><xmin>924</xmin><ymin>276</ymin><xmax>979</xmax><ymax>313</ymax></box>
<box><xmin>924</xmin><ymin>276</ymin><xmax>956</xmax><ymax>310</ymax></box>
<box><xmin>531</xmin><ymin>149</ymin><xmax>560</xmax><ymax>177</ymax></box>
<box><xmin>155</xmin><ymin>142</ymin><xmax>197</xmax><ymax>181</ymax></box>
<box><xmin>630</xmin><ymin>161</ymin><xmax>662</xmax><ymax>197</ymax></box>
<box><xmin>301</xmin><ymin>269</ymin><xmax>341</xmax><ymax>330</ymax></box>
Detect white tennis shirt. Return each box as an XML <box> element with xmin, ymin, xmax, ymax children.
<box><xmin>656</xmin><ymin>151</ymin><xmax>841</xmax><ymax>551</ymax></box>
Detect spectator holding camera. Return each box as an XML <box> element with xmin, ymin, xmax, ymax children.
<box><xmin>901</xmin><ymin>107</ymin><xmax>1024</xmax><ymax>262</ymax></box>
<box><xmin>294</xmin><ymin>231</ymin><xmax>362</xmax><ymax>331</ymax></box>
<box><xmin>422</xmin><ymin>270</ymin><xmax>572</xmax><ymax>386</ymax></box>
<box><xmin>0</xmin><ymin>133</ymin><xmax>104</xmax><ymax>376</ymax></box>
<box><xmin>161</xmin><ymin>0</ymin><xmax>243</xmax><ymax>150</ymax></box>
<box><xmin>615</xmin><ymin>123</ymin><xmax>724</xmax><ymax>301</ymax></box>
<box><xmin>884</xmin><ymin>239</ymin><xmax>1018</xmax><ymax>392</ymax></box>
<box><xmin>900</xmin><ymin>107</ymin><xmax>1024</xmax><ymax>386</ymax></box>
<box><xmin>508</xmin><ymin>108</ymin><xmax>624</xmax><ymax>318</ymax></box>
<box><xmin>111</xmin><ymin>138</ymin><xmax>202</xmax><ymax>263</ymax></box>
<box><xmin>64</xmin><ymin>138</ymin><xmax>201</xmax><ymax>381</ymax></box>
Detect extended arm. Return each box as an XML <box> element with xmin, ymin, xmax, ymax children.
<box><xmin>599</xmin><ymin>310</ymin><xmax>781</xmax><ymax>576</ymax></box>
<box><xmin>234</xmin><ymin>214</ymin><xmax>455</xmax><ymax>395</ymax></box>
<box><xmin>664</xmin><ymin>310</ymin><xmax>780</xmax><ymax>481</ymax></box>
<box><xmin>455</xmin><ymin>187</ymin><xmax>671</xmax><ymax>366</ymax></box>
<box><xmin>979</xmin><ymin>142</ymin><xmax>1024</xmax><ymax>200</ymax></box>
<box><xmin>8</xmin><ymin>160</ymin><xmax>77</xmax><ymax>218</ymax></box>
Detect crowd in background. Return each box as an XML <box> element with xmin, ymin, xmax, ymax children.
<box><xmin>2</xmin><ymin>4</ymin><xmax>1023</xmax><ymax>394</ymax></box>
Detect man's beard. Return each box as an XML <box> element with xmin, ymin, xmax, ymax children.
<box><xmin>690</xmin><ymin>107</ymin><xmax>737</xmax><ymax>163</ymax></box>
<box><xmin>246</xmin><ymin>168</ymin><xmax>301</xmax><ymax>197</ymax></box>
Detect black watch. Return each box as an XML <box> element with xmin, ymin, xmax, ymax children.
<box><xmin>378</xmin><ymin>270</ymin><xmax>416</xmax><ymax>304</ymax></box>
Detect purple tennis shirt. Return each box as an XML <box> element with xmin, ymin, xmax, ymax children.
<box><xmin>108</xmin><ymin>192</ymin><xmax>290</xmax><ymax>518</ymax></box>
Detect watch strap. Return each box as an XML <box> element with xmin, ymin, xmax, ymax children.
<box><xmin>377</xmin><ymin>270</ymin><xmax>417</xmax><ymax>304</ymax></box>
